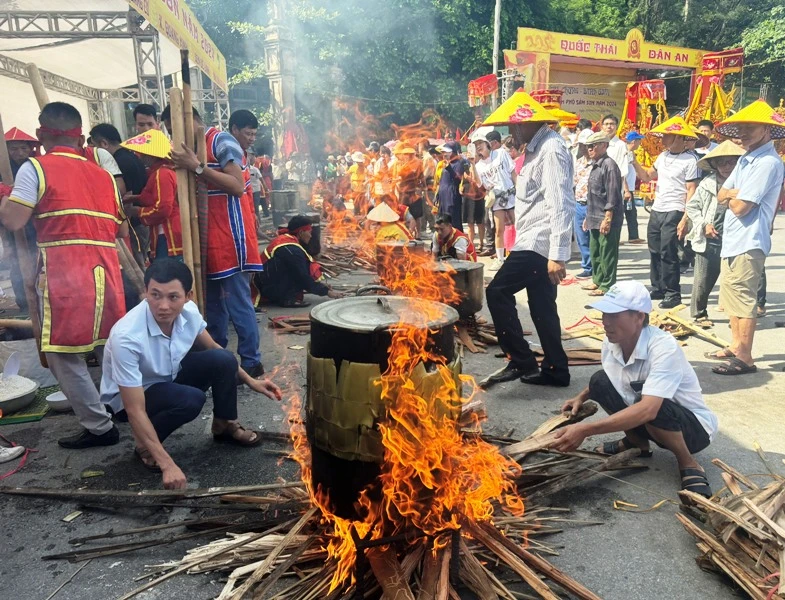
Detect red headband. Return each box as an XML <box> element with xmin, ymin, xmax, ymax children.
<box><xmin>290</xmin><ymin>224</ymin><xmax>312</xmax><ymax>234</ymax></box>
<box><xmin>38</xmin><ymin>126</ymin><xmax>82</xmax><ymax>138</ymax></box>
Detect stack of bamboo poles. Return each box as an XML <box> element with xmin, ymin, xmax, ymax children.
<box><xmin>169</xmin><ymin>49</ymin><xmax>206</xmax><ymax>313</ymax></box>
<box><xmin>677</xmin><ymin>454</ymin><xmax>784</xmax><ymax>600</ymax></box>
<box><xmin>0</xmin><ymin>406</ymin><xmax>655</xmax><ymax>599</ymax></box>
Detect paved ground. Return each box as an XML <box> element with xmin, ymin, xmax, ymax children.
<box><xmin>1</xmin><ymin>210</ymin><xmax>783</xmax><ymax>599</ymax></box>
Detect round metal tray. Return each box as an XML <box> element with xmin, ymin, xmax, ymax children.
<box><xmin>310</xmin><ymin>296</ymin><xmax>458</xmax><ymax>334</ymax></box>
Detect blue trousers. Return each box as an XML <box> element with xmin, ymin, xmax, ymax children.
<box><xmin>574</xmin><ymin>203</ymin><xmax>591</xmax><ymax>273</ymax></box>
<box><xmin>206</xmin><ymin>272</ymin><xmax>261</xmax><ymax>369</ymax></box>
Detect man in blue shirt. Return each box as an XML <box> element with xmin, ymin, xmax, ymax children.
<box><xmin>709</xmin><ymin>101</ymin><xmax>785</xmax><ymax>375</ymax></box>
<box><xmin>100</xmin><ymin>259</ymin><xmax>282</xmax><ymax>489</ymax></box>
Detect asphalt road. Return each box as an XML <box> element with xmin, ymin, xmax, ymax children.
<box><xmin>1</xmin><ymin>211</ymin><xmax>782</xmax><ymax>599</ymax></box>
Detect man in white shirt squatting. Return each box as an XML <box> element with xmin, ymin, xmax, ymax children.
<box><xmin>100</xmin><ymin>259</ymin><xmax>282</xmax><ymax>489</ymax></box>
<box><xmin>551</xmin><ymin>281</ymin><xmax>718</xmax><ymax>499</ymax></box>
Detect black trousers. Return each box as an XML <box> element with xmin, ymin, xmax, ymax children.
<box><xmin>647</xmin><ymin>210</ymin><xmax>683</xmax><ymax>301</ymax></box>
<box><xmin>589</xmin><ymin>370</ymin><xmax>710</xmax><ymax>455</ymax></box>
<box><xmin>692</xmin><ymin>244</ymin><xmax>722</xmax><ymax>319</ymax></box>
<box><xmin>115</xmin><ymin>349</ymin><xmax>239</xmax><ymax>442</ymax></box>
<box><xmin>486</xmin><ymin>251</ymin><xmax>569</xmax><ymax>381</ymax></box>
<box><xmin>624</xmin><ymin>199</ymin><xmax>639</xmax><ymax>240</ymax></box>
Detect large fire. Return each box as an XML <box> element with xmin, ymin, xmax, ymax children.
<box><xmin>286</xmin><ymin>244</ymin><xmax>524</xmax><ymax>591</ymax></box>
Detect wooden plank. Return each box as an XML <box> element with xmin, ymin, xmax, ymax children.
<box><xmin>503</xmin><ymin>402</ymin><xmax>598</xmax><ymax>459</ymax></box>
<box><xmin>366</xmin><ymin>546</ymin><xmax>416</xmax><ymax>600</ymax></box>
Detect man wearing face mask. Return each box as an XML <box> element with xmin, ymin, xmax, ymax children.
<box><xmin>632</xmin><ymin>117</ymin><xmax>700</xmax><ymax>309</ymax></box>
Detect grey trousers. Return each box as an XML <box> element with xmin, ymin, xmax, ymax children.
<box><xmin>692</xmin><ymin>244</ymin><xmax>722</xmax><ymax>319</ymax></box>
<box><xmin>45</xmin><ymin>348</ymin><xmax>114</xmax><ymax>435</ymax></box>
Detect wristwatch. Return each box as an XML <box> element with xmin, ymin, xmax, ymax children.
<box><xmin>194</xmin><ymin>162</ymin><xmax>205</xmax><ymax>175</ymax></box>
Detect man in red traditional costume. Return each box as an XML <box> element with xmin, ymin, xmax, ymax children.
<box><xmin>167</xmin><ymin>108</ymin><xmax>265</xmax><ymax>377</ymax></box>
<box><xmin>431</xmin><ymin>214</ymin><xmax>477</xmax><ymax>261</ymax></box>
<box><xmin>0</xmin><ymin>102</ymin><xmax>127</xmax><ymax>449</ymax></box>
<box><xmin>1</xmin><ymin>127</ymin><xmax>38</xmax><ymax>312</ymax></box>
<box><xmin>120</xmin><ymin>129</ymin><xmax>182</xmax><ymax>260</ymax></box>
<box><xmin>255</xmin><ymin>215</ymin><xmax>344</xmax><ymax>307</ymax></box>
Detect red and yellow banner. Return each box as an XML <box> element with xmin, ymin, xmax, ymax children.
<box><xmin>129</xmin><ymin>0</ymin><xmax>228</xmax><ymax>91</ymax></box>
<box><xmin>516</xmin><ymin>28</ymin><xmax>704</xmax><ymax>70</ymax></box>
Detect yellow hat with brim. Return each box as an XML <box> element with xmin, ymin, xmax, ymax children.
<box><xmin>648</xmin><ymin>116</ymin><xmax>697</xmax><ymax>139</ymax></box>
<box><xmin>483</xmin><ymin>90</ymin><xmax>559</xmax><ymax>126</ymax></box>
<box><xmin>121</xmin><ymin>129</ymin><xmax>172</xmax><ymax>159</ymax></box>
<box><xmin>697</xmin><ymin>140</ymin><xmax>745</xmax><ymax>173</ymax></box>
<box><xmin>393</xmin><ymin>142</ymin><xmax>416</xmax><ymax>155</ymax></box>
<box><xmin>716</xmin><ymin>100</ymin><xmax>785</xmax><ymax>140</ymax></box>
<box><xmin>366</xmin><ymin>202</ymin><xmax>400</xmax><ymax>223</ymax></box>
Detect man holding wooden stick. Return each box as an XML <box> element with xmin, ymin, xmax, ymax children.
<box><xmin>0</xmin><ymin>102</ymin><xmax>127</xmax><ymax>449</ymax></box>
<box><xmin>166</xmin><ymin>107</ymin><xmax>266</xmax><ymax>377</ymax></box>
<box><xmin>551</xmin><ymin>281</ymin><xmax>718</xmax><ymax>498</ymax></box>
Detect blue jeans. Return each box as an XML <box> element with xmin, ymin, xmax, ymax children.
<box><xmin>206</xmin><ymin>272</ymin><xmax>261</xmax><ymax>369</ymax></box>
<box><xmin>574</xmin><ymin>203</ymin><xmax>591</xmax><ymax>273</ymax></box>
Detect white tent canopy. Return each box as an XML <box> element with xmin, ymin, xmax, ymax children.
<box><xmin>0</xmin><ymin>0</ymin><xmax>228</xmax><ymax>134</ymax></box>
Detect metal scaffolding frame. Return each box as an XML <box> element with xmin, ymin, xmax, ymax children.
<box><xmin>0</xmin><ymin>9</ymin><xmax>229</xmax><ymax>127</ymax></box>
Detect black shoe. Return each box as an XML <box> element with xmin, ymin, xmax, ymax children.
<box><xmin>520</xmin><ymin>372</ymin><xmax>571</xmax><ymax>388</ymax></box>
<box><xmin>58</xmin><ymin>424</ymin><xmax>119</xmax><ymax>449</ymax></box>
<box><xmin>658</xmin><ymin>298</ymin><xmax>682</xmax><ymax>309</ymax></box>
<box><xmin>649</xmin><ymin>291</ymin><xmax>665</xmax><ymax>300</ymax></box>
<box><xmin>245</xmin><ymin>363</ymin><xmax>265</xmax><ymax>379</ymax></box>
<box><xmin>481</xmin><ymin>363</ymin><xmax>537</xmax><ymax>389</ymax></box>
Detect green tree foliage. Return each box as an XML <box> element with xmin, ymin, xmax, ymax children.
<box><xmin>740</xmin><ymin>6</ymin><xmax>785</xmax><ymax>92</ymax></box>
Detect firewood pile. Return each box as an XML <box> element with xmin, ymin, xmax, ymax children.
<box><xmin>319</xmin><ymin>246</ymin><xmax>375</xmax><ymax>278</ymax></box>
<box><xmin>0</xmin><ymin>404</ymin><xmax>651</xmax><ymax>600</ymax></box>
<box><xmin>677</xmin><ymin>452</ymin><xmax>784</xmax><ymax>600</ymax></box>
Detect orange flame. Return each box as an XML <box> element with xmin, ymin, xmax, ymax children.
<box><xmin>288</xmin><ymin>224</ymin><xmax>523</xmax><ymax>592</ymax></box>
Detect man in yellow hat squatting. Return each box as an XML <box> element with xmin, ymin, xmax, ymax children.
<box><xmin>707</xmin><ymin>101</ymin><xmax>785</xmax><ymax>376</ymax></box>
<box><xmin>631</xmin><ymin>116</ymin><xmax>700</xmax><ymax>310</ymax></box>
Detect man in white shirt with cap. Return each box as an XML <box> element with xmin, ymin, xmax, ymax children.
<box><xmin>551</xmin><ymin>280</ymin><xmax>717</xmax><ymax>499</ymax></box>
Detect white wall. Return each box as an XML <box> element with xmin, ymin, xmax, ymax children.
<box><xmin>0</xmin><ymin>75</ymin><xmax>91</xmax><ymax>137</ymax></box>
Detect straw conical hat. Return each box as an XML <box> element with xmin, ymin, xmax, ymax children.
<box><xmin>4</xmin><ymin>127</ymin><xmax>37</xmax><ymax>143</ymax></box>
<box><xmin>393</xmin><ymin>142</ymin><xmax>416</xmax><ymax>155</ymax></box>
<box><xmin>121</xmin><ymin>129</ymin><xmax>172</xmax><ymax>159</ymax></box>
<box><xmin>648</xmin><ymin>116</ymin><xmax>697</xmax><ymax>138</ymax></box>
<box><xmin>697</xmin><ymin>140</ymin><xmax>745</xmax><ymax>172</ymax></box>
<box><xmin>483</xmin><ymin>90</ymin><xmax>559</xmax><ymax>126</ymax></box>
<box><xmin>366</xmin><ymin>202</ymin><xmax>400</xmax><ymax>223</ymax></box>
<box><xmin>716</xmin><ymin>100</ymin><xmax>785</xmax><ymax>139</ymax></box>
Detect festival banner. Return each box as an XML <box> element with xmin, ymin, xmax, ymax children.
<box><xmin>516</xmin><ymin>28</ymin><xmax>704</xmax><ymax>70</ymax></box>
<box><xmin>128</xmin><ymin>0</ymin><xmax>228</xmax><ymax>91</ymax></box>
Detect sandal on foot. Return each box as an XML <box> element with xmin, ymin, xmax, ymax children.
<box><xmin>596</xmin><ymin>437</ymin><xmax>653</xmax><ymax>458</ymax></box>
<box><xmin>213</xmin><ymin>423</ymin><xmax>263</xmax><ymax>447</ymax></box>
<box><xmin>581</xmin><ymin>283</ymin><xmax>599</xmax><ymax>291</ymax></box>
<box><xmin>712</xmin><ymin>356</ymin><xmax>757</xmax><ymax>376</ymax></box>
<box><xmin>134</xmin><ymin>447</ymin><xmax>162</xmax><ymax>473</ymax></box>
<box><xmin>680</xmin><ymin>467</ymin><xmax>712</xmax><ymax>499</ymax></box>
<box><xmin>704</xmin><ymin>349</ymin><xmax>735</xmax><ymax>360</ymax></box>
<box><xmin>588</xmin><ymin>289</ymin><xmax>605</xmax><ymax>297</ymax></box>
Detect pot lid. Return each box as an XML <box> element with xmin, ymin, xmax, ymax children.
<box><xmin>427</xmin><ymin>259</ymin><xmax>485</xmax><ymax>273</ymax></box>
<box><xmin>310</xmin><ymin>296</ymin><xmax>458</xmax><ymax>332</ymax></box>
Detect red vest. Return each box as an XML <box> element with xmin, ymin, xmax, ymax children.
<box><xmin>204</xmin><ymin>128</ymin><xmax>262</xmax><ymax>278</ymax></box>
<box><xmin>138</xmin><ymin>162</ymin><xmax>182</xmax><ymax>257</ymax></box>
<box><xmin>29</xmin><ymin>147</ymin><xmax>126</xmax><ymax>352</ymax></box>
<box><xmin>438</xmin><ymin>229</ymin><xmax>477</xmax><ymax>262</ymax></box>
<box><xmin>261</xmin><ymin>233</ymin><xmax>323</xmax><ymax>282</ymax></box>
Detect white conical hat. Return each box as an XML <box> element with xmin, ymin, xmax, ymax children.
<box><xmin>366</xmin><ymin>202</ymin><xmax>400</xmax><ymax>223</ymax></box>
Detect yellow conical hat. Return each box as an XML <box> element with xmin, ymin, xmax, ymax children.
<box><xmin>121</xmin><ymin>129</ymin><xmax>172</xmax><ymax>159</ymax></box>
<box><xmin>648</xmin><ymin>116</ymin><xmax>697</xmax><ymax>138</ymax></box>
<box><xmin>483</xmin><ymin>90</ymin><xmax>559</xmax><ymax>126</ymax></box>
<box><xmin>716</xmin><ymin>100</ymin><xmax>785</xmax><ymax>140</ymax></box>
<box><xmin>366</xmin><ymin>202</ymin><xmax>400</xmax><ymax>223</ymax></box>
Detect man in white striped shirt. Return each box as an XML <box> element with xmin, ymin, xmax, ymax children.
<box><xmin>485</xmin><ymin>107</ymin><xmax>575</xmax><ymax>389</ymax></box>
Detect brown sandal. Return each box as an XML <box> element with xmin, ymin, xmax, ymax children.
<box><xmin>134</xmin><ymin>447</ymin><xmax>162</xmax><ymax>473</ymax></box>
<box><xmin>588</xmin><ymin>289</ymin><xmax>605</xmax><ymax>296</ymax></box>
<box><xmin>212</xmin><ymin>422</ymin><xmax>263</xmax><ymax>447</ymax></box>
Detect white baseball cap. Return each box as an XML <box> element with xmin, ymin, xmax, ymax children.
<box><xmin>589</xmin><ymin>281</ymin><xmax>652</xmax><ymax>314</ymax></box>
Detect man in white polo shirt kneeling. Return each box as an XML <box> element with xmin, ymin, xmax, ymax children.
<box><xmin>100</xmin><ymin>259</ymin><xmax>282</xmax><ymax>489</ymax></box>
<box><xmin>551</xmin><ymin>281</ymin><xmax>717</xmax><ymax>499</ymax></box>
